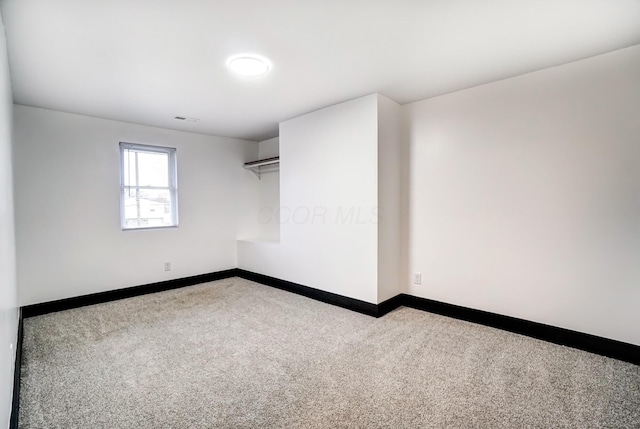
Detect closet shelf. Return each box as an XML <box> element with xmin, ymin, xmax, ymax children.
<box><xmin>243</xmin><ymin>156</ymin><xmax>279</xmax><ymax>179</ymax></box>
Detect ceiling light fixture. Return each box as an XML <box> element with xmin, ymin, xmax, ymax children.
<box><xmin>227</xmin><ymin>54</ymin><xmax>271</xmax><ymax>76</ymax></box>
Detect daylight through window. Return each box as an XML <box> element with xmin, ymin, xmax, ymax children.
<box><xmin>120</xmin><ymin>142</ymin><xmax>178</xmax><ymax>229</ymax></box>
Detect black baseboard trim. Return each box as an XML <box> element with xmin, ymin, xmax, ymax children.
<box><xmin>401</xmin><ymin>294</ymin><xmax>640</xmax><ymax>366</ymax></box>
<box><xmin>10</xmin><ymin>309</ymin><xmax>24</xmax><ymax>429</ymax></box>
<box><xmin>377</xmin><ymin>293</ymin><xmax>405</xmax><ymax>317</ymax></box>
<box><xmin>227</xmin><ymin>271</ymin><xmax>640</xmax><ymax>364</ymax></box>
<box><xmin>236</xmin><ymin>269</ymin><xmax>387</xmax><ymax>317</ymax></box>
<box><xmin>16</xmin><ymin>269</ymin><xmax>639</xmax><ymax>366</ymax></box>
<box><xmin>22</xmin><ymin>269</ymin><xmax>240</xmax><ymax>318</ymax></box>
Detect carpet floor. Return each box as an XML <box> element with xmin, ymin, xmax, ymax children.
<box><xmin>19</xmin><ymin>277</ymin><xmax>640</xmax><ymax>428</ymax></box>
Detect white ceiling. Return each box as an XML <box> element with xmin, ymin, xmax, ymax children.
<box><xmin>1</xmin><ymin>0</ymin><xmax>639</xmax><ymax>141</ymax></box>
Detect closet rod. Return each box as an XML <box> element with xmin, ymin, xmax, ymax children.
<box><xmin>243</xmin><ymin>156</ymin><xmax>279</xmax><ymax>168</ymax></box>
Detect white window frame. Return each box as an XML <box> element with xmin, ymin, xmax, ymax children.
<box><xmin>119</xmin><ymin>142</ymin><xmax>178</xmax><ymax>230</ymax></box>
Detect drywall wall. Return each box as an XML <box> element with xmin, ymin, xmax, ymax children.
<box><xmin>259</xmin><ymin>137</ymin><xmax>279</xmax><ymax>159</ymax></box>
<box><xmin>13</xmin><ymin>105</ymin><xmax>258</xmax><ymax>306</ymax></box>
<box><xmin>238</xmin><ymin>94</ymin><xmax>380</xmax><ymax>303</ymax></box>
<box><xmin>0</xmin><ymin>10</ymin><xmax>17</xmax><ymax>428</ymax></box>
<box><xmin>404</xmin><ymin>45</ymin><xmax>640</xmax><ymax>345</ymax></box>
<box><xmin>377</xmin><ymin>95</ymin><xmax>403</xmax><ymax>302</ymax></box>
<box><xmin>256</xmin><ymin>137</ymin><xmax>279</xmax><ymax>241</ymax></box>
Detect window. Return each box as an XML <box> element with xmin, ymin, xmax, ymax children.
<box><xmin>120</xmin><ymin>142</ymin><xmax>178</xmax><ymax>229</ymax></box>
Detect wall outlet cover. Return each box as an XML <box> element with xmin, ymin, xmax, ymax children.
<box><xmin>413</xmin><ymin>272</ymin><xmax>422</xmax><ymax>285</ymax></box>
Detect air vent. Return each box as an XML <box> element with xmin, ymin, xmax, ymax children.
<box><xmin>174</xmin><ymin>116</ymin><xmax>200</xmax><ymax>122</ymax></box>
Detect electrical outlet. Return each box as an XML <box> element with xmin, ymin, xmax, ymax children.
<box><xmin>413</xmin><ymin>272</ymin><xmax>422</xmax><ymax>285</ymax></box>
<box><xmin>164</xmin><ymin>262</ymin><xmax>171</xmax><ymax>271</ymax></box>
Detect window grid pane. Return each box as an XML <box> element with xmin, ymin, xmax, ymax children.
<box><xmin>120</xmin><ymin>143</ymin><xmax>177</xmax><ymax>229</ymax></box>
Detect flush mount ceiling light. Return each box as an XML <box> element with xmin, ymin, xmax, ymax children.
<box><xmin>227</xmin><ymin>55</ymin><xmax>271</xmax><ymax>76</ymax></box>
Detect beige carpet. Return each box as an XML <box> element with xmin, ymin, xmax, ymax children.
<box><xmin>19</xmin><ymin>277</ymin><xmax>640</xmax><ymax>428</ymax></box>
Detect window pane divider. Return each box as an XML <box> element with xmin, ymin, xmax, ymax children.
<box><xmin>121</xmin><ymin>185</ymin><xmax>175</xmax><ymax>191</ymax></box>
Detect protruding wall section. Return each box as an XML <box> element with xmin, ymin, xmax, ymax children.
<box><xmin>238</xmin><ymin>94</ymin><xmax>403</xmax><ymax>304</ymax></box>
<box><xmin>376</xmin><ymin>95</ymin><xmax>403</xmax><ymax>302</ymax></box>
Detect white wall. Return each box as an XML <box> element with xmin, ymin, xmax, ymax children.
<box><xmin>258</xmin><ymin>137</ymin><xmax>279</xmax><ymax>159</ymax></box>
<box><xmin>404</xmin><ymin>45</ymin><xmax>640</xmax><ymax>345</ymax></box>
<box><xmin>256</xmin><ymin>137</ymin><xmax>279</xmax><ymax>241</ymax></box>
<box><xmin>239</xmin><ymin>95</ymin><xmax>380</xmax><ymax>303</ymax></box>
<box><xmin>0</xmin><ymin>10</ymin><xmax>17</xmax><ymax>428</ymax></box>
<box><xmin>13</xmin><ymin>105</ymin><xmax>258</xmax><ymax>306</ymax></box>
<box><xmin>377</xmin><ymin>95</ymin><xmax>403</xmax><ymax>302</ymax></box>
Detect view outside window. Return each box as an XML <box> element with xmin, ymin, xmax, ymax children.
<box><xmin>120</xmin><ymin>143</ymin><xmax>178</xmax><ymax>229</ymax></box>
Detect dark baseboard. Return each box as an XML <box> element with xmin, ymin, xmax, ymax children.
<box><xmin>10</xmin><ymin>309</ymin><xmax>24</xmax><ymax>429</ymax></box>
<box><xmin>236</xmin><ymin>269</ymin><xmax>386</xmax><ymax>317</ymax></box>
<box><xmin>22</xmin><ymin>269</ymin><xmax>240</xmax><ymax>318</ymax></box>
<box><xmin>377</xmin><ymin>293</ymin><xmax>405</xmax><ymax>317</ymax></box>
<box><xmin>234</xmin><ymin>271</ymin><xmax>639</xmax><ymax>364</ymax></box>
<box><xmin>16</xmin><ymin>269</ymin><xmax>639</xmax><ymax>373</ymax></box>
<box><xmin>9</xmin><ymin>270</ymin><xmax>638</xmax><ymax>429</ymax></box>
<box><xmin>401</xmin><ymin>294</ymin><xmax>640</xmax><ymax>366</ymax></box>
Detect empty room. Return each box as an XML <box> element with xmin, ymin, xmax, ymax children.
<box><xmin>1</xmin><ymin>1</ymin><xmax>639</xmax><ymax>428</ymax></box>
